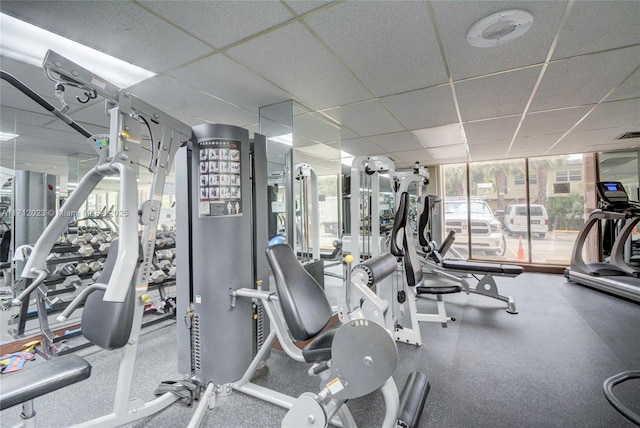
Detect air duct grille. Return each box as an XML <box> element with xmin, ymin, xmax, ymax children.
<box><xmin>616</xmin><ymin>132</ymin><xmax>640</xmax><ymax>140</ymax></box>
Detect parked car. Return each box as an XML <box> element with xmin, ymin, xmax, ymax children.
<box><xmin>503</xmin><ymin>204</ymin><xmax>549</xmax><ymax>238</ymax></box>
<box><xmin>444</xmin><ymin>199</ymin><xmax>506</xmax><ymax>256</ymax></box>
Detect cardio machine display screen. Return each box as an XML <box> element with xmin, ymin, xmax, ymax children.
<box><xmin>197</xmin><ymin>139</ymin><xmax>242</xmax><ymax>217</ymax></box>
<box><xmin>604</xmin><ymin>182</ymin><xmax>621</xmax><ymax>192</ymax></box>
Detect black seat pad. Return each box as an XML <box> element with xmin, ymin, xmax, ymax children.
<box><xmin>302</xmin><ymin>328</ymin><xmax>336</xmax><ymax>363</ymax></box>
<box><xmin>440</xmin><ymin>259</ymin><xmax>524</xmax><ymax>276</ymax></box>
<box><xmin>416</xmin><ymin>285</ymin><xmax>462</xmax><ymax>295</ymax></box>
<box><xmin>0</xmin><ymin>354</ymin><xmax>91</xmax><ymax>410</ymax></box>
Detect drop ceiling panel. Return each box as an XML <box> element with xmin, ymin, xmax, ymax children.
<box><xmin>468</xmin><ymin>140</ymin><xmax>512</xmax><ymax>161</ymax></box>
<box><xmin>381</xmin><ymin>85</ymin><xmax>457</xmax><ymax>130</ymax></box>
<box><xmin>455</xmin><ymin>66</ymin><xmax>541</xmax><ymax>121</ymax></box>
<box><xmin>511</xmin><ymin>133</ymin><xmax>563</xmax><ymax>155</ymax></box>
<box><xmin>575</xmin><ymin>99</ymin><xmax>640</xmax><ymax>132</ymax></box>
<box><xmin>305</xmin><ymin>1</ymin><xmax>447</xmax><ymax>97</ymax></box>
<box><xmin>293</xmin><ymin>112</ymin><xmax>340</xmax><ymax>145</ymax></box>
<box><xmin>140</xmin><ymin>1</ymin><xmax>293</xmax><ymax>49</ymax></box>
<box><xmin>367</xmin><ymin>132</ymin><xmax>423</xmax><ymax>152</ymax></box>
<box><xmin>606</xmin><ymin>68</ymin><xmax>640</xmax><ymax>102</ymax></box>
<box><xmin>391</xmin><ymin>149</ymin><xmax>436</xmax><ymax>167</ymax></box>
<box><xmin>519</xmin><ymin>106</ymin><xmax>591</xmax><ymax>137</ymax></box>
<box><xmin>552</xmin><ymin>1</ymin><xmax>640</xmax><ymax>60</ymax></box>
<box><xmin>0</xmin><ymin>107</ymin><xmax>55</xmax><ymax>130</ymax></box>
<box><xmin>340</xmin><ymin>138</ymin><xmax>386</xmax><ymax>156</ymax></box>
<box><xmin>560</xmin><ymin>127</ymin><xmax>640</xmax><ymax>152</ymax></box>
<box><xmin>413</xmin><ymin>124</ymin><xmax>465</xmax><ymax>149</ymax></box>
<box><xmin>167</xmin><ymin>54</ymin><xmax>292</xmax><ymax>113</ymax></box>
<box><xmin>285</xmin><ymin>1</ymin><xmax>333</xmax><ymax>16</ymax></box>
<box><xmin>530</xmin><ymin>45</ymin><xmax>640</xmax><ymax>111</ymax></box>
<box><xmin>132</xmin><ymin>76</ymin><xmax>258</xmax><ymax>127</ymax></box>
<box><xmin>431</xmin><ymin>1</ymin><xmax>567</xmax><ymax>80</ymax></box>
<box><xmin>327</xmin><ymin>101</ymin><xmax>404</xmax><ymax>137</ymax></box>
<box><xmin>464</xmin><ymin>116</ymin><xmax>521</xmax><ymax>144</ymax></box>
<box><xmin>0</xmin><ymin>1</ymin><xmax>212</xmax><ymax>73</ymax></box>
<box><xmin>428</xmin><ymin>144</ymin><xmax>468</xmax><ymax>160</ymax></box>
<box><xmin>226</xmin><ymin>22</ymin><xmax>371</xmax><ymax>110</ymax></box>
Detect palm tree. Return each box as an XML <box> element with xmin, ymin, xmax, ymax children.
<box><xmin>530</xmin><ymin>157</ymin><xmax>566</xmax><ymax>204</ymax></box>
<box><xmin>444</xmin><ymin>164</ymin><xmax>466</xmax><ymax>197</ymax></box>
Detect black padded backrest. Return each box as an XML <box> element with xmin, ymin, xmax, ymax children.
<box><xmin>392</xmin><ymin>193</ymin><xmax>423</xmax><ymax>287</ymax></box>
<box><xmin>82</xmin><ymin>239</ymin><xmax>135</xmax><ymax>350</ymax></box>
<box><xmin>390</xmin><ymin>192</ymin><xmax>408</xmax><ymax>257</ymax></box>
<box><xmin>418</xmin><ymin>195</ymin><xmax>430</xmax><ymax>247</ymax></box>
<box><xmin>266</xmin><ymin>243</ymin><xmax>332</xmax><ymax>341</ymax></box>
<box><xmin>437</xmin><ymin>229</ymin><xmax>456</xmax><ymax>256</ymax></box>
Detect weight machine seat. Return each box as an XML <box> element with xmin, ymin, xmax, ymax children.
<box><xmin>0</xmin><ymin>354</ymin><xmax>91</xmax><ymax>411</ymax></box>
<box><xmin>416</xmin><ymin>285</ymin><xmax>462</xmax><ymax>295</ymax></box>
<box><xmin>440</xmin><ymin>259</ymin><xmax>524</xmax><ymax>276</ymax></box>
<box><xmin>302</xmin><ymin>329</ymin><xmax>337</xmax><ymax>363</ymax></box>
<box><xmin>266</xmin><ymin>244</ymin><xmax>335</xmax><ymax>363</ymax></box>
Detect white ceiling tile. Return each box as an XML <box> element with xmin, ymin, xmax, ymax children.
<box><xmin>295</xmin><ymin>143</ymin><xmax>342</xmax><ymax>160</ymax></box>
<box><xmin>141</xmin><ymin>1</ymin><xmax>293</xmax><ymax>48</ymax></box>
<box><xmin>456</xmin><ymin>66</ymin><xmax>542</xmax><ymax>121</ymax></box>
<box><xmin>328</xmin><ymin>101</ymin><xmax>404</xmax><ymax>137</ymax></box>
<box><xmin>293</xmin><ymin>111</ymin><xmax>340</xmax><ymax>145</ymax></box>
<box><xmin>468</xmin><ymin>139</ymin><xmax>511</xmax><ymax>161</ymax></box>
<box><xmin>305</xmin><ymin>1</ymin><xmax>447</xmax><ymax>96</ymax></box>
<box><xmin>413</xmin><ymin>124</ymin><xmax>465</xmax><ymax>148</ymax></box>
<box><xmin>0</xmin><ymin>1</ymin><xmax>213</xmax><ymax>73</ymax></box>
<box><xmin>1</xmin><ymin>107</ymin><xmax>53</xmax><ymax>130</ymax></box>
<box><xmin>530</xmin><ymin>45</ymin><xmax>640</xmax><ymax>111</ymax></box>
<box><xmin>428</xmin><ymin>144</ymin><xmax>469</xmax><ymax>160</ymax></box>
<box><xmin>552</xmin><ymin>1</ymin><xmax>640</xmax><ymax>60</ymax></box>
<box><xmin>606</xmin><ymin>68</ymin><xmax>640</xmax><ymax>102</ymax></box>
<box><xmin>381</xmin><ymin>85</ymin><xmax>458</xmax><ymax>130</ymax></box>
<box><xmin>519</xmin><ymin>106</ymin><xmax>592</xmax><ymax>137</ymax></box>
<box><xmin>226</xmin><ymin>22</ymin><xmax>371</xmax><ymax>110</ymax></box>
<box><xmin>367</xmin><ymin>132</ymin><xmax>422</xmax><ymax>152</ymax></box>
<box><xmin>465</xmin><ymin>116</ymin><xmax>521</xmax><ymax>144</ymax></box>
<box><xmin>340</xmin><ymin>138</ymin><xmax>386</xmax><ymax>156</ymax></box>
<box><xmin>284</xmin><ymin>1</ymin><xmax>333</xmax><ymax>16</ymax></box>
<box><xmin>338</xmin><ymin>126</ymin><xmax>360</xmax><ymax>141</ymax></box>
<box><xmin>561</xmin><ymin>127</ymin><xmax>640</xmax><ymax>150</ymax></box>
<box><xmin>391</xmin><ymin>149</ymin><xmax>437</xmax><ymax>168</ymax></box>
<box><xmin>133</xmin><ymin>76</ymin><xmax>258</xmax><ymax>127</ymax></box>
<box><xmin>432</xmin><ymin>1</ymin><xmax>567</xmax><ymax>80</ymax></box>
<box><xmin>511</xmin><ymin>133</ymin><xmax>563</xmax><ymax>155</ymax></box>
<box><xmin>574</xmin><ymin>99</ymin><xmax>640</xmax><ymax>132</ymax></box>
<box><xmin>167</xmin><ymin>54</ymin><xmax>293</xmax><ymax>113</ymax></box>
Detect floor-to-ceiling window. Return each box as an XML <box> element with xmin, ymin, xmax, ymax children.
<box><xmin>441</xmin><ymin>153</ymin><xmax>594</xmax><ymax>266</ymax></box>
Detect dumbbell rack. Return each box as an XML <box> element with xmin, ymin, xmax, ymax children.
<box><xmin>8</xmin><ymin>230</ymin><xmax>178</xmax><ymax>356</ymax></box>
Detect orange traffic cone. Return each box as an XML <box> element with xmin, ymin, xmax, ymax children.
<box><xmin>517</xmin><ymin>235</ymin><xmax>526</xmax><ymax>261</ymax></box>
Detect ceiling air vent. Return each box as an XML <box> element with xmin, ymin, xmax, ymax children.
<box><xmin>616</xmin><ymin>132</ymin><xmax>640</xmax><ymax>140</ymax></box>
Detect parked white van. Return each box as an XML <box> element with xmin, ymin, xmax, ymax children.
<box><xmin>504</xmin><ymin>204</ymin><xmax>549</xmax><ymax>238</ymax></box>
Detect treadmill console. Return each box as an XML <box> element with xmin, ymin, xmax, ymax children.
<box><xmin>596</xmin><ymin>182</ymin><xmax>629</xmax><ymax>208</ymax></box>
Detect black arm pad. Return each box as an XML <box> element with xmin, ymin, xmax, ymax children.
<box><xmin>352</xmin><ymin>253</ymin><xmax>398</xmax><ymax>287</ymax></box>
<box><xmin>398</xmin><ymin>371</ymin><xmax>431</xmax><ymax>428</ymax></box>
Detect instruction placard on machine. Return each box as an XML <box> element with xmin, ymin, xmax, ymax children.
<box><xmin>197</xmin><ymin>139</ymin><xmax>242</xmax><ymax>217</ymax></box>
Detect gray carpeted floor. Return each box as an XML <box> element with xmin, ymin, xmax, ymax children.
<box><xmin>1</xmin><ymin>272</ymin><xmax>639</xmax><ymax>427</ymax></box>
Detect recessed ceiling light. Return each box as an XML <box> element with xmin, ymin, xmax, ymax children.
<box><xmin>0</xmin><ymin>132</ymin><xmax>19</xmax><ymax>141</ymax></box>
<box><xmin>0</xmin><ymin>12</ymin><xmax>155</xmax><ymax>87</ymax></box>
<box><xmin>467</xmin><ymin>10</ymin><xmax>534</xmax><ymax>48</ymax></box>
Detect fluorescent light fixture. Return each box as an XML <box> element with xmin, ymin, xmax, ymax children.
<box><xmin>0</xmin><ymin>132</ymin><xmax>19</xmax><ymax>141</ymax></box>
<box><xmin>268</xmin><ymin>133</ymin><xmax>293</xmax><ymax>146</ymax></box>
<box><xmin>0</xmin><ymin>13</ymin><xmax>155</xmax><ymax>88</ymax></box>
